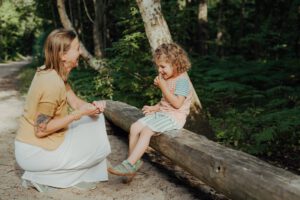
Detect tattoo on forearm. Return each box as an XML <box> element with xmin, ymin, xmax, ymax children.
<box><xmin>34</xmin><ymin>114</ymin><xmax>51</xmax><ymax>133</ymax></box>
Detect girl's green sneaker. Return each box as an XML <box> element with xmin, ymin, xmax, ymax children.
<box><xmin>134</xmin><ymin>159</ymin><xmax>143</xmax><ymax>171</ymax></box>
<box><xmin>122</xmin><ymin>160</ymin><xmax>143</xmax><ymax>184</ymax></box>
<box><xmin>108</xmin><ymin>160</ymin><xmax>136</xmax><ymax>176</ymax></box>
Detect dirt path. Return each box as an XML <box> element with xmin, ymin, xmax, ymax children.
<box><xmin>0</xmin><ymin>61</ymin><xmax>200</xmax><ymax>200</ymax></box>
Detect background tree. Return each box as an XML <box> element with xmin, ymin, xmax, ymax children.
<box><xmin>57</xmin><ymin>0</ymin><xmax>106</xmax><ymax>71</ymax></box>
<box><xmin>93</xmin><ymin>0</ymin><xmax>107</xmax><ymax>58</ymax></box>
<box><xmin>197</xmin><ymin>0</ymin><xmax>208</xmax><ymax>55</ymax></box>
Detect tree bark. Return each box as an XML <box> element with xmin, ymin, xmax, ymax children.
<box><xmin>197</xmin><ymin>0</ymin><xmax>208</xmax><ymax>55</ymax></box>
<box><xmin>216</xmin><ymin>0</ymin><xmax>225</xmax><ymax>57</ymax></box>
<box><xmin>136</xmin><ymin>0</ymin><xmax>172</xmax><ymax>50</ymax></box>
<box><xmin>297</xmin><ymin>5</ymin><xmax>300</xmax><ymax>57</ymax></box>
<box><xmin>57</xmin><ymin>0</ymin><xmax>106</xmax><ymax>71</ymax></box>
<box><xmin>93</xmin><ymin>0</ymin><xmax>107</xmax><ymax>58</ymax></box>
<box><xmin>136</xmin><ymin>0</ymin><xmax>214</xmax><ymax>139</ymax></box>
<box><xmin>104</xmin><ymin>100</ymin><xmax>300</xmax><ymax>200</ymax></box>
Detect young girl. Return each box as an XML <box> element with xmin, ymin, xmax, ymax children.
<box><xmin>108</xmin><ymin>43</ymin><xmax>193</xmax><ymax>178</ymax></box>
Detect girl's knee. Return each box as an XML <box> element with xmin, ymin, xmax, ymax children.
<box><xmin>130</xmin><ymin>121</ymin><xmax>141</xmax><ymax>130</ymax></box>
<box><xmin>130</xmin><ymin>122</ymin><xmax>143</xmax><ymax>135</ymax></box>
<box><xmin>129</xmin><ymin>130</ymin><xmax>140</xmax><ymax>139</ymax></box>
<box><xmin>140</xmin><ymin>127</ymin><xmax>155</xmax><ymax>137</ymax></box>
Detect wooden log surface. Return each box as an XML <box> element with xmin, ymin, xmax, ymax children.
<box><xmin>104</xmin><ymin>100</ymin><xmax>300</xmax><ymax>200</ymax></box>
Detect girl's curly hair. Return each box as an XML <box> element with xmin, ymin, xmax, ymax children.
<box><xmin>153</xmin><ymin>43</ymin><xmax>191</xmax><ymax>74</ymax></box>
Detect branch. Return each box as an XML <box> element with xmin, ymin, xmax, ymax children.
<box><xmin>56</xmin><ymin>0</ymin><xmax>106</xmax><ymax>71</ymax></box>
<box><xmin>83</xmin><ymin>0</ymin><xmax>94</xmax><ymax>24</ymax></box>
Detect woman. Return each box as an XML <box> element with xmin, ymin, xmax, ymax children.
<box><xmin>14</xmin><ymin>29</ymin><xmax>111</xmax><ymax>192</ymax></box>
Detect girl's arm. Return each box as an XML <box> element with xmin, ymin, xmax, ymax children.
<box><xmin>160</xmin><ymin>86</ymin><xmax>185</xmax><ymax>109</ymax></box>
<box><xmin>154</xmin><ymin>76</ymin><xmax>185</xmax><ymax>109</ymax></box>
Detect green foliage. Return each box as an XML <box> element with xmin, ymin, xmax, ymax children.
<box><xmin>191</xmin><ymin>56</ymin><xmax>300</xmax><ymax>161</ymax></box>
<box><xmin>161</xmin><ymin>0</ymin><xmax>198</xmax><ymax>48</ymax></box>
<box><xmin>160</xmin><ymin>0</ymin><xmax>300</xmax><ymax>59</ymax></box>
<box><xmin>68</xmin><ymin>65</ymin><xmax>113</xmax><ymax>102</ymax></box>
<box><xmin>106</xmin><ymin>2</ymin><xmax>160</xmax><ymax>108</ymax></box>
<box><xmin>0</xmin><ymin>0</ymin><xmax>43</xmax><ymax>61</ymax></box>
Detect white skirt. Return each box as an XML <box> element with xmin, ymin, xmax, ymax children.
<box><xmin>14</xmin><ymin>114</ymin><xmax>111</xmax><ymax>188</ymax></box>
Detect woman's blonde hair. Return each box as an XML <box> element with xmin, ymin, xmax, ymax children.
<box><xmin>43</xmin><ymin>28</ymin><xmax>77</xmax><ymax>81</ymax></box>
<box><xmin>153</xmin><ymin>43</ymin><xmax>191</xmax><ymax>74</ymax></box>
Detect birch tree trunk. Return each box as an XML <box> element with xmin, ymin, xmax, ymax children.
<box><xmin>136</xmin><ymin>0</ymin><xmax>172</xmax><ymax>50</ymax></box>
<box><xmin>57</xmin><ymin>0</ymin><xmax>106</xmax><ymax>71</ymax></box>
<box><xmin>136</xmin><ymin>0</ymin><xmax>214</xmax><ymax>139</ymax></box>
<box><xmin>216</xmin><ymin>0</ymin><xmax>225</xmax><ymax>57</ymax></box>
<box><xmin>197</xmin><ymin>0</ymin><xmax>208</xmax><ymax>55</ymax></box>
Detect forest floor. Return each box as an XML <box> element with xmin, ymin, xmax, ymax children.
<box><xmin>0</xmin><ymin>61</ymin><xmax>215</xmax><ymax>200</ymax></box>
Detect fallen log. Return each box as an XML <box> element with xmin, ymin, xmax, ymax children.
<box><xmin>104</xmin><ymin>100</ymin><xmax>300</xmax><ymax>200</ymax></box>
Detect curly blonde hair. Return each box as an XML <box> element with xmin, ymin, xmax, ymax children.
<box><xmin>153</xmin><ymin>43</ymin><xmax>191</xmax><ymax>74</ymax></box>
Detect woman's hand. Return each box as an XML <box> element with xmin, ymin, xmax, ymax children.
<box><xmin>78</xmin><ymin>103</ymin><xmax>99</xmax><ymax>116</ymax></box>
<box><xmin>92</xmin><ymin>100</ymin><xmax>106</xmax><ymax>114</ymax></box>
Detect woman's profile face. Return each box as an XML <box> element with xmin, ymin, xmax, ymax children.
<box><xmin>61</xmin><ymin>37</ymin><xmax>81</xmax><ymax>71</ymax></box>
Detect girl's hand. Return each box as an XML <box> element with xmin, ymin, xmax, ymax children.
<box><xmin>142</xmin><ymin>105</ymin><xmax>159</xmax><ymax>115</ymax></box>
<box><xmin>142</xmin><ymin>105</ymin><xmax>153</xmax><ymax>115</ymax></box>
<box><xmin>154</xmin><ymin>74</ymin><xmax>167</xmax><ymax>90</ymax></box>
<box><xmin>92</xmin><ymin>100</ymin><xmax>106</xmax><ymax>114</ymax></box>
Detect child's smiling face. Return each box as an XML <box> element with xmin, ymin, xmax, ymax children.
<box><xmin>156</xmin><ymin>60</ymin><xmax>175</xmax><ymax>80</ymax></box>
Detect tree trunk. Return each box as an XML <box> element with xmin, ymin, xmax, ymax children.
<box><xmin>104</xmin><ymin>100</ymin><xmax>300</xmax><ymax>200</ymax></box>
<box><xmin>216</xmin><ymin>0</ymin><xmax>225</xmax><ymax>57</ymax></box>
<box><xmin>57</xmin><ymin>0</ymin><xmax>106</xmax><ymax>71</ymax></box>
<box><xmin>136</xmin><ymin>0</ymin><xmax>214</xmax><ymax>139</ymax></box>
<box><xmin>93</xmin><ymin>0</ymin><xmax>107</xmax><ymax>58</ymax></box>
<box><xmin>136</xmin><ymin>0</ymin><xmax>172</xmax><ymax>50</ymax></box>
<box><xmin>197</xmin><ymin>0</ymin><xmax>208</xmax><ymax>55</ymax></box>
<box><xmin>297</xmin><ymin>5</ymin><xmax>300</xmax><ymax>57</ymax></box>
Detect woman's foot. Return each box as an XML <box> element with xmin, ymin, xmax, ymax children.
<box><xmin>73</xmin><ymin>182</ymin><xmax>97</xmax><ymax>190</ymax></box>
<box><xmin>22</xmin><ymin>179</ymin><xmax>49</xmax><ymax>193</ymax></box>
<box><xmin>108</xmin><ymin>160</ymin><xmax>136</xmax><ymax>176</ymax></box>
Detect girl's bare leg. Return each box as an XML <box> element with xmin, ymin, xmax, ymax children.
<box><xmin>127</xmin><ymin>126</ymin><xmax>155</xmax><ymax>165</ymax></box>
<box><xmin>129</xmin><ymin>122</ymin><xmax>145</xmax><ymax>155</ymax></box>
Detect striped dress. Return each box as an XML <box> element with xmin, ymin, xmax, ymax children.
<box><xmin>138</xmin><ymin>73</ymin><xmax>192</xmax><ymax>133</ymax></box>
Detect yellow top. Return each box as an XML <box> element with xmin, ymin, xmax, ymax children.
<box><xmin>16</xmin><ymin>69</ymin><xmax>68</xmax><ymax>150</ymax></box>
